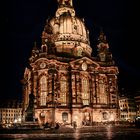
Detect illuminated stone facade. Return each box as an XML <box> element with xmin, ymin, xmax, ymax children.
<box><xmin>0</xmin><ymin>100</ymin><xmax>22</xmax><ymax>126</ymax></box>
<box><xmin>119</xmin><ymin>96</ymin><xmax>136</xmax><ymax>122</ymax></box>
<box><xmin>22</xmin><ymin>0</ymin><xmax>119</xmax><ymax>126</ymax></box>
<box><xmin>134</xmin><ymin>94</ymin><xmax>140</xmax><ymax>117</ymax></box>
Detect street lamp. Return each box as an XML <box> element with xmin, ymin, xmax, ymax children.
<box><xmin>48</xmin><ymin>67</ymin><xmax>57</xmax><ymax>128</ymax></box>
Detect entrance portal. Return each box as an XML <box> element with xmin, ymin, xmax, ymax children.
<box><xmin>82</xmin><ymin>110</ymin><xmax>92</xmax><ymax>126</ymax></box>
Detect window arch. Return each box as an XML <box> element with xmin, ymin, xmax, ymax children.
<box><xmin>62</xmin><ymin>112</ymin><xmax>68</xmax><ymax>122</ymax></box>
<box><xmin>82</xmin><ymin>77</ymin><xmax>89</xmax><ymax>105</ymax></box>
<box><xmin>41</xmin><ymin>45</ymin><xmax>47</xmax><ymax>52</ymax></box>
<box><xmin>99</xmin><ymin>78</ymin><xmax>107</xmax><ymax>104</ymax></box>
<box><xmin>102</xmin><ymin>112</ymin><xmax>108</xmax><ymax>120</ymax></box>
<box><xmin>77</xmin><ymin>46</ymin><xmax>83</xmax><ymax>56</ymax></box>
<box><xmin>60</xmin><ymin>76</ymin><xmax>67</xmax><ymax>106</ymax></box>
<box><xmin>40</xmin><ymin>75</ymin><xmax>47</xmax><ymax>106</ymax></box>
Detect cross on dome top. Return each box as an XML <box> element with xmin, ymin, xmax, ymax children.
<box><xmin>57</xmin><ymin>0</ymin><xmax>73</xmax><ymax>8</ymax></box>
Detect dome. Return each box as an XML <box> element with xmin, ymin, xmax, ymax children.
<box><xmin>42</xmin><ymin>0</ymin><xmax>92</xmax><ymax>57</ymax></box>
<box><xmin>50</xmin><ymin>13</ymin><xmax>88</xmax><ymax>42</ymax></box>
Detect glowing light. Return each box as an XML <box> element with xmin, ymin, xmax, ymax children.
<box><xmin>18</xmin><ymin>118</ymin><xmax>21</xmax><ymax>122</ymax></box>
<box><xmin>14</xmin><ymin>119</ymin><xmax>17</xmax><ymax>123</ymax></box>
<box><xmin>109</xmin><ymin>114</ymin><xmax>115</xmax><ymax>121</ymax></box>
<box><xmin>74</xmin><ymin>115</ymin><xmax>78</xmax><ymax>120</ymax></box>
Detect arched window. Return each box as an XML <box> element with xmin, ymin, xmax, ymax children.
<box><xmin>62</xmin><ymin>112</ymin><xmax>68</xmax><ymax>122</ymax></box>
<box><xmin>60</xmin><ymin>77</ymin><xmax>67</xmax><ymax>106</ymax></box>
<box><xmin>102</xmin><ymin>112</ymin><xmax>108</xmax><ymax>120</ymax></box>
<box><xmin>77</xmin><ymin>46</ymin><xmax>83</xmax><ymax>56</ymax></box>
<box><xmin>41</xmin><ymin>45</ymin><xmax>47</xmax><ymax>52</ymax></box>
<box><xmin>99</xmin><ymin>78</ymin><xmax>107</xmax><ymax>104</ymax></box>
<box><xmin>40</xmin><ymin>75</ymin><xmax>47</xmax><ymax>106</ymax></box>
<box><xmin>82</xmin><ymin>77</ymin><xmax>89</xmax><ymax>105</ymax></box>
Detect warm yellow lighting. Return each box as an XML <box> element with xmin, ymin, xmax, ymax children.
<box><xmin>109</xmin><ymin>115</ymin><xmax>114</xmax><ymax>121</ymax></box>
<box><xmin>74</xmin><ymin>115</ymin><xmax>78</xmax><ymax>120</ymax></box>
<box><xmin>14</xmin><ymin>119</ymin><xmax>17</xmax><ymax>123</ymax></box>
<box><xmin>18</xmin><ymin>118</ymin><xmax>21</xmax><ymax>122</ymax></box>
<box><xmin>22</xmin><ymin>0</ymin><xmax>119</xmax><ymax>126</ymax></box>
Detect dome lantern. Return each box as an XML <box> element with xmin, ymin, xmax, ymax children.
<box><xmin>57</xmin><ymin>0</ymin><xmax>73</xmax><ymax>8</ymax></box>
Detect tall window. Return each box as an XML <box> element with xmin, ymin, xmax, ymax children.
<box><xmin>99</xmin><ymin>79</ymin><xmax>107</xmax><ymax>104</ymax></box>
<box><xmin>60</xmin><ymin>77</ymin><xmax>67</xmax><ymax>105</ymax></box>
<box><xmin>82</xmin><ymin>77</ymin><xmax>89</xmax><ymax>105</ymax></box>
<box><xmin>40</xmin><ymin>75</ymin><xmax>47</xmax><ymax>106</ymax></box>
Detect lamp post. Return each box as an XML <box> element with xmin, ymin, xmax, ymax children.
<box><xmin>48</xmin><ymin>67</ymin><xmax>57</xmax><ymax>128</ymax></box>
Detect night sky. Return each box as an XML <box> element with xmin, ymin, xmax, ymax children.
<box><xmin>1</xmin><ymin>0</ymin><xmax>140</xmax><ymax>100</ymax></box>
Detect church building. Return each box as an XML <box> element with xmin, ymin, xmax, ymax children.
<box><xmin>22</xmin><ymin>0</ymin><xmax>119</xmax><ymax>126</ymax></box>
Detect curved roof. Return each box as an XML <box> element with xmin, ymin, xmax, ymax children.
<box><xmin>41</xmin><ymin>0</ymin><xmax>92</xmax><ymax>57</ymax></box>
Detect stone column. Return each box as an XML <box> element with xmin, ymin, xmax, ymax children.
<box><xmin>33</xmin><ymin>72</ymin><xmax>38</xmax><ymax>97</ymax></box>
<box><xmin>71</xmin><ymin>71</ymin><xmax>76</xmax><ymax>104</ymax></box>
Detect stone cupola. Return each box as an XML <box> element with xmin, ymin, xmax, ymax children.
<box><xmin>42</xmin><ymin>0</ymin><xmax>92</xmax><ymax>57</ymax></box>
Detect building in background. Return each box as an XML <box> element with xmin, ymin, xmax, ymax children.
<box><xmin>0</xmin><ymin>100</ymin><xmax>22</xmax><ymax>128</ymax></box>
<box><xmin>119</xmin><ymin>95</ymin><xmax>136</xmax><ymax>122</ymax></box>
<box><xmin>22</xmin><ymin>0</ymin><xmax>119</xmax><ymax>127</ymax></box>
<box><xmin>134</xmin><ymin>91</ymin><xmax>140</xmax><ymax>118</ymax></box>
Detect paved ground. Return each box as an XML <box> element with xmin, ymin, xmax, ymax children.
<box><xmin>0</xmin><ymin>126</ymin><xmax>140</xmax><ymax>139</ymax></box>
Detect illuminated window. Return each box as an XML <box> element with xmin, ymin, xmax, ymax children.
<box><xmin>62</xmin><ymin>112</ymin><xmax>68</xmax><ymax>122</ymax></box>
<box><xmin>103</xmin><ymin>112</ymin><xmax>108</xmax><ymax>120</ymax></box>
<box><xmin>77</xmin><ymin>47</ymin><xmax>83</xmax><ymax>56</ymax></box>
<box><xmin>60</xmin><ymin>77</ymin><xmax>67</xmax><ymax>105</ymax></box>
<box><xmin>99</xmin><ymin>79</ymin><xmax>107</xmax><ymax>104</ymax></box>
<box><xmin>40</xmin><ymin>75</ymin><xmax>47</xmax><ymax>106</ymax></box>
<box><xmin>82</xmin><ymin>77</ymin><xmax>89</xmax><ymax>105</ymax></box>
